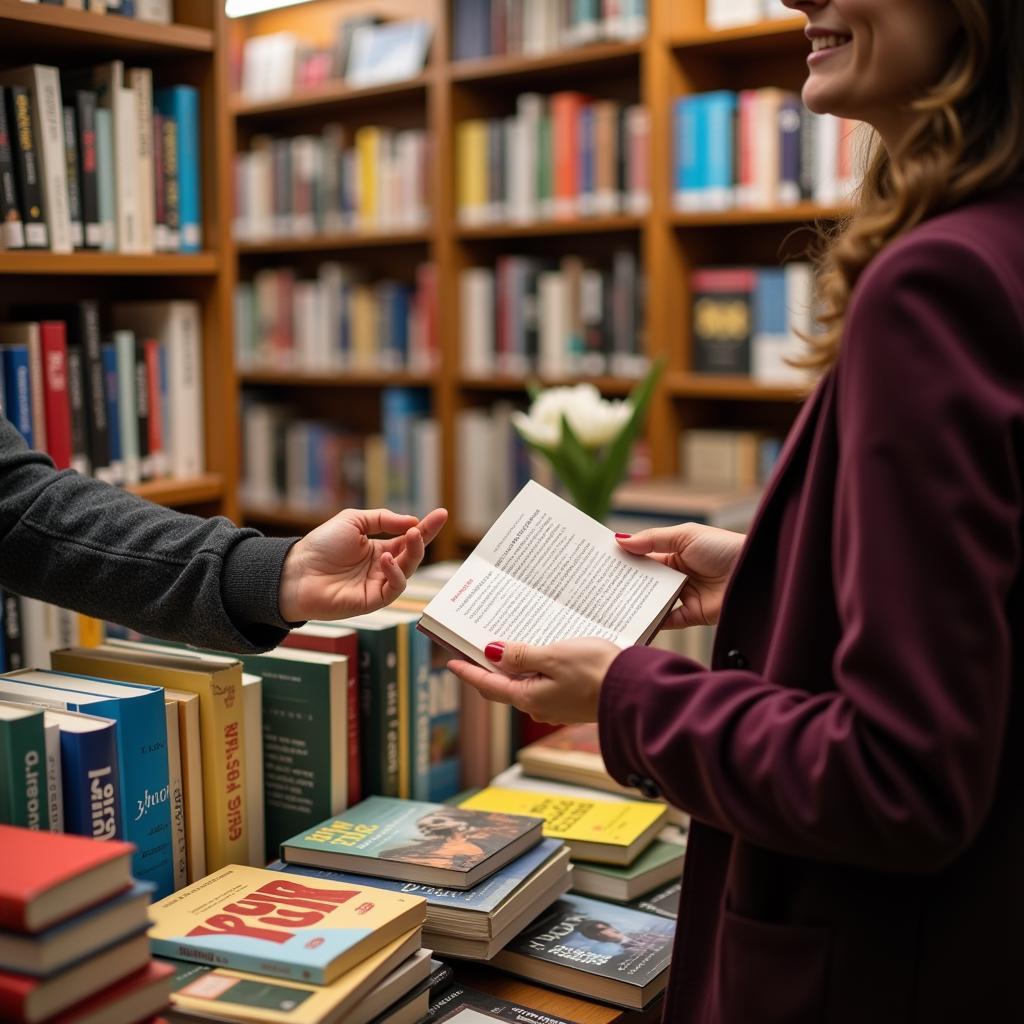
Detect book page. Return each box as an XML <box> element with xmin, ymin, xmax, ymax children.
<box><xmin>422</xmin><ymin>481</ymin><xmax>685</xmax><ymax>665</ymax></box>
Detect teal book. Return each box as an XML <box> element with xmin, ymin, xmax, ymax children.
<box><xmin>280</xmin><ymin>796</ymin><xmax>544</xmax><ymax>890</ymax></box>
<box><xmin>154</xmin><ymin>86</ymin><xmax>201</xmax><ymax>252</ymax></box>
<box><xmin>0</xmin><ymin>668</ymin><xmax>173</xmax><ymax>898</ymax></box>
<box><xmin>94</xmin><ymin>106</ymin><xmax>116</xmax><ymax>250</ymax></box>
<box><xmin>0</xmin><ymin>702</ymin><xmax>47</xmax><ymax>829</ymax></box>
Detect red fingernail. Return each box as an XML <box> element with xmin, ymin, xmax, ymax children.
<box><xmin>615</xmin><ymin>533</ymin><xmax>631</xmax><ymax>539</ymax></box>
<box><xmin>484</xmin><ymin>642</ymin><xmax>505</xmax><ymax>663</ymax></box>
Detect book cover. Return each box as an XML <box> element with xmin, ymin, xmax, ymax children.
<box><xmin>625</xmin><ymin>879</ymin><xmax>681</xmax><ymax>920</ymax></box>
<box><xmin>4</xmin><ymin>86</ymin><xmax>47</xmax><ymax>248</ymax></box>
<box><xmin>0</xmin><ymin>703</ymin><xmax>47</xmax><ymax>830</ymax></box>
<box><xmin>458</xmin><ymin>787</ymin><xmax>666</xmax><ymax>864</ymax></box>
<box><xmin>572</xmin><ymin>840</ymin><xmax>684</xmax><ymax>902</ymax></box>
<box><xmin>0</xmin><ymin>824</ymin><xmax>133</xmax><ymax>933</ymax></box>
<box><xmin>425</xmin><ymin>983</ymin><xmax>579</xmax><ymax>1023</ymax></box>
<box><xmin>148</xmin><ymin>864</ymin><xmax>426</xmax><ymax>985</ymax></box>
<box><xmin>691</xmin><ymin>267</ymin><xmax>755</xmax><ymax>375</ymax></box>
<box><xmin>0</xmin><ymin>86</ymin><xmax>26</xmax><ymax>250</ymax></box>
<box><xmin>281</xmin><ymin>797</ymin><xmax>542</xmax><ymax>889</ymax></box>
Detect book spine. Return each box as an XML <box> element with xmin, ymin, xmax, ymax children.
<box><xmin>65</xmin><ymin>344</ymin><xmax>91</xmax><ymax>475</ymax></box>
<box><xmin>144</xmin><ymin>338</ymin><xmax>166</xmax><ymax>476</ymax></box>
<box><xmin>62</xmin><ymin>105</ymin><xmax>85</xmax><ymax>248</ymax></box>
<box><xmin>101</xmin><ymin>341</ymin><xmax>125</xmax><ymax>482</ymax></box>
<box><xmin>128</xmin><ymin>67</ymin><xmax>155</xmax><ymax>254</ymax></box>
<box><xmin>2</xmin><ymin>593</ymin><xmax>24</xmax><ymax>672</ymax></box>
<box><xmin>134</xmin><ymin>336</ymin><xmax>153</xmax><ymax>479</ymax></box>
<box><xmin>160</xmin><ymin>109</ymin><xmax>180</xmax><ymax>250</ymax></box>
<box><xmin>0</xmin><ymin>713</ymin><xmax>46</xmax><ymax>830</ymax></box>
<box><xmin>165</xmin><ymin>701</ymin><xmax>188</xmax><ymax>890</ymax></box>
<box><xmin>409</xmin><ymin>627</ymin><xmax>433</xmax><ymax>802</ymax></box>
<box><xmin>156</xmin><ymin>86</ymin><xmax>201</xmax><ymax>251</ymax></box>
<box><xmin>39</xmin><ymin>321</ymin><xmax>73</xmax><ymax>470</ymax></box>
<box><xmin>79</xmin><ymin>301</ymin><xmax>112</xmax><ymax>480</ymax></box>
<box><xmin>115</xmin><ymin>83</ymin><xmax>140</xmax><ymax>252</ymax></box>
<box><xmin>6</xmin><ymin>86</ymin><xmax>48</xmax><ymax>248</ymax></box>
<box><xmin>778</xmin><ymin>95</ymin><xmax>802</xmax><ymax>205</ymax></box>
<box><xmin>1</xmin><ymin>346</ymin><xmax>34</xmax><ymax>446</ymax></box>
<box><xmin>43</xmin><ymin>721</ymin><xmax>63</xmax><ymax>832</ymax></box>
<box><xmin>148</xmin><ymin>936</ymin><xmax>329</xmax><ymax>985</ymax></box>
<box><xmin>59</xmin><ymin>719</ymin><xmax>124</xmax><ymax>840</ymax></box>
<box><xmin>94</xmin><ymin>106</ymin><xmax>117</xmax><ymax>249</ymax></box>
<box><xmin>30</xmin><ymin>65</ymin><xmax>73</xmax><ymax>253</ymax></box>
<box><xmin>152</xmin><ymin>110</ymin><xmax>166</xmax><ymax>249</ymax></box>
<box><xmin>0</xmin><ymin>87</ymin><xmax>26</xmax><ymax>250</ymax></box>
<box><xmin>358</xmin><ymin>626</ymin><xmax>400</xmax><ymax>797</ymax></box>
<box><xmin>113</xmin><ymin>329</ymin><xmax>140</xmax><ymax>483</ymax></box>
<box><xmin>73</xmin><ymin>91</ymin><xmax>102</xmax><ymax>248</ymax></box>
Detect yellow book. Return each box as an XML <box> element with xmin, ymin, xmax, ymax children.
<box><xmin>148</xmin><ymin>864</ymin><xmax>426</xmax><ymax>986</ymax></box>
<box><xmin>457</xmin><ymin>119</ymin><xmax>488</xmax><ymax>224</ymax></box>
<box><xmin>459</xmin><ymin>786</ymin><xmax>666</xmax><ymax>866</ymax></box>
<box><xmin>350</xmin><ymin>282</ymin><xmax>377</xmax><ymax>369</ymax></box>
<box><xmin>163</xmin><ymin>928</ymin><xmax>424</xmax><ymax>1024</ymax></box>
<box><xmin>50</xmin><ymin>645</ymin><xmax>249</xmax><ymax>873</ymax></box>
<box><xmin>355</xmin><ymin>126</ymin><xmax>379</xmax><ymax>228</ymax></box>
<box><xmin>76</xmin><ymin>614</ymin><xmax>104</xmax><ymax>647</ymax></box>
<box><xmin>164</xmin><ymin>688</ymin><xmax>206</xmax><ymax>883</ymax></box>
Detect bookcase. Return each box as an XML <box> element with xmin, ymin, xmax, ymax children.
<box><xmin>0</xmin><ymin>0</ymin><xmax>239</xmax><ymax>520</ymax></box>
<box><xmin>226</xmin><ymin>0</ymin><xmax>848</xmax><ymax>560</ymax></box>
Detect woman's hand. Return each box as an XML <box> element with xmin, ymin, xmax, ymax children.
<box><xmin>615</xmin><ymin>523</ymin><xmax>745</xmax><ymax>629</ymax></box>
<box><xmin>447</xmin><ymin>638</ymin><xmax>621</xmax><ymax>725</ymax></box>
<box><xmin>278</xmin><ymin>507</ymin><xmax>447</xmax><ymax>622</ymax></box>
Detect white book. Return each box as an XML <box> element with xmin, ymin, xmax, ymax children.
<box><xmin>705</xmin><ymin>0</ymin><xmax>763</xmax><ymax>30</ymax></box>
<box><xmin>753</xmin><ymin>89</ymin><xmax>781</xmax><ymax>208</ymax></box>
<box><xmin>523</xmin><ymin>0</ymin><xmax>548</xmax><ymax>55</ymax></box>
<box><xmin>241</xmin><ymin>673</ymin><xmax>264</xmax><ymax>869</ymax></box>
<box><xmin>0</xmin><ymin>66</ymin><xmax>72</xmax><ymax>253</ymax></box>
<box><xmin>515</xmin><ymin>93</ymin><xmax>543</xmax><ymax>222</ymax></box>
<box><xmin>136</xmin><ymin>0</ymin><xmax>172</xmax><ymax>24</ymax></box>
<box><xmin>419</xmin><ymin>480</ymin><xmax>688</xmax><ymax>668</ymax></box>
<box><xmin>538</xmin><ymin>270</ymin><xmax>570</xmax><ymax>378</ymax></box>
<box><xmin>242</xmin><ymin>402</ymin><xmax>282</xmax><ymax>506</ymax></box>
<box><xmin>763</xmin><ymin>0</ymin><xmax>796</xmax><ymax>20</ymax></box>
<box><xmin>113</xmin><ymin>329</ymin><xmax>140</xmax><ymax>485</ymax></box>
<box><xmin>814</xmin><ymin>113</ymin><xmax>841</xmax><ymax>205</ymax></box>
<box><xmin>456</xmin><ymin>409</ymin><xmax>497</xmax><ymax>537</ymax></box>
<box><xmin>127</xmin><ymin>67</ymin><xmax>155</xmax><ymax>254</ymax></box>
<box><xmin>165</xmin><ymin>701</ymin><xmax>187</xmax><ymax>891</ymax></box>
<box><xmin>460</xmin><ymin>267</ymin><xmax>495</xmax><ymax>376</ymax></box>
<box><xmin>93</xmin><ymin>63</ymin><xmax>141</xmax><ymax>252</ymax></box>
<box><xmin>43</xmin><ymin>719</ymin><xmax>63</xmax><ymax>832</ymax></box>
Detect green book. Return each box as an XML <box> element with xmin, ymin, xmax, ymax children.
<box><xmin>0</xmin><ymin>702</ymin><xmax>47</xmax><ymax>829</ymax></box>
<box><xmin>570</xmin><ymin>839</ymin><xmax>686</xmax><ymax>903</ymax></box>
<box><xmin>538</xmin><ymin>113</ymin><xmax>552</xmax><ymax>216</ymax></box>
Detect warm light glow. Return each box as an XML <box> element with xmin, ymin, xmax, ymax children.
<box><xmin>225</xmin><ymin>0</ymin><xmax>317</xmax><ymax>18</ymax></box>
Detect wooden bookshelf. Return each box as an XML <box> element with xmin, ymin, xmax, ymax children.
<box><xmin>226</xmin><ymin>1</ymin><xmax>832</xmax><ymax>555</ymax></box>
<box><xmin>461</xmin><ymin>375</ymin><xmax>638</xmax><ymax>395</ymax></box>
<box><xmin>0</xmin><ymin>252</ymin><xmax>220</xmax><ymax>276</ymax></box>
<box><xmin>127</xmin><ymin>473</ymin><xmax>225</xmax><ymax>507</ymax></box>
<box><xmin>240</xmin><ymin>368</ymin><xmax>435</xmax><ymax>388</ymax></box>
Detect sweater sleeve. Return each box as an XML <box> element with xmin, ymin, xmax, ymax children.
<box><xmin>598</xmin><ymin>235</ymin><xmax>1023</xmax><ymax>873</ymax></box>
<box><xmin>0</xmin><ymin>417</ymin><xmax>296</xmax><ymax>653</ymax></box>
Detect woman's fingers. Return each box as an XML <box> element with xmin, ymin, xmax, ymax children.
<box><xmin>447</xmin><ymin>659</ymin><xmax>520</xmax><ymax>705</ymax></box>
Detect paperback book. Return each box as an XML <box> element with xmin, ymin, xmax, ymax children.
<box><xmin>570</xmin><ymin>840</ymin><xmax>684</xmax><ymax>902</ymax></box>
<box><xmin>424</xmin><ymin>982</ymin><xmax>579</xmax><ymax>1024</ymax></box>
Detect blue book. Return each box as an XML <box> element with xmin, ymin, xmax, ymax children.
<box><xmin>390</xmin><ymin>285</ymin><xmax>410</xmax><ymax>367</ymax></box>
<box><xmin>94</xmin><ymin>107</ymin><xmax>116</xmax><ymax>251</ymax></box>
<box><xmin>0</xmin><ymin>344</ymin><xmax>33</xmax><ymax>446</ymax></box>
<box><xmin>101</xmin><ymin>341</ymin><xmax>123</xmax><ymax>476</ymax></box>
<box><xmin>425</xmin><ymin>667</ymin><xmax>460</xmax><ymax>802</ymax></box>
<box><xmin>0</xmin><ymin>668</ymin><xmax>174</xmax><ymax>899</ymax></box>
<box><xmin>579</xmin><ymin>104</ymin><xmax>595</xmax><ymax>213</ymax></box>
<box><xmin>703</xmin><ymin>91</ymin><xmax>737</xmax><ymax>210</ymax></box>
<box><xmin>155</xmin><ymin>87</ymin><xmax>201</xmax><ymax>252</ymax></box>
<box><xmin>779</xmin><ymin>94</ymin><xmax>803</xmax><ymax>204</ymax></box>
<box><xmin>752</xmin><ymin>268</ymin><xmax>788</xmax><ymax>381</ymax></box>
<box><xmin>674</xmin><ymin>96</ymin><xmax>703</xmax><ymax>211</ymax></box>
<box><xmin>43</xmin><ymin>706</ymin><xmax>123</xmax><ymax>841</ymax></box>
<box><xmin>381</xmin><ymin>387</ymin><xmax>429</xmax><ymax>513</ymax></box>
<box><xmin>269</xmin><ymin>837</ymin><xmax>564</xmax><ymax>913</ymax></box>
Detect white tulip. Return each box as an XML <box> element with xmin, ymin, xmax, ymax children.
<box><xmin>512</xmin><ymin>384</ymin><xmax>633</xmax><ymax>450</ymax></box>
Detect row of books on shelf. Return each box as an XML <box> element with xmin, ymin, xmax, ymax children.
<box><xmin>0</xmin><ymin>301</ymin><xmax>204</xmax><ymax>485</ymax></box>
<box><xmin>673</xmin><ymin>90</ymin><xmax>861</xmax><ymax>211</ymax></box>
<box><xmin>457</xmin><ymin>94</ymin><xmax>649</xmax><ymax>227</ymax></box>
<box><xmin>460</xmin><ymin>249</ymin><xmax>644</xmax><ymax>378</ymax></box>
<box><xmin>237</xmin><ymin>18</ymin><xmax>433</xmax><ymax>102</ymax></box>
<box><xmin>705</xmin><ymin>0</ymin><xmax>794</xmax><ymax>30</ymax></box>
<box><xmin>0</xmin><ymin>66</ymin><xmax>201</xmax><ymax>255</ymax></box>
<box><xmin>242</xmin><ymin>389</ymin><xmax>440</xmax><ymax>517</ymax></box>
<box><xmin>452</xmin><ymin>0</ymin><xmax>648</xmax><ymax>60</ymax></box>
<box><xmin>235</xmin><ymin>263</ymin><xmax>439</xmax><ymax>374</ymax></box>
<box><xmin>233</xmin><ymin>125</ymin><xmax>430</xmax><ymax>242</ymax></box>
<box><xmin>15</xmin><ymin>0</ymin><xmax>174</xmax><ymax>19</ymax></box>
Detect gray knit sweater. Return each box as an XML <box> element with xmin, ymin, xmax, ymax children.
<box><xmin>0</xmin><ymin>416</ymin><xmax>296</xmax><ymax>653</ymax></box>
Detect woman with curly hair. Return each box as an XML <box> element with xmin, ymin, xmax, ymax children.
<box><xmin>449</xmin><ymin>2</ymin><xmax>1024</xmax><ymax>1020</ymax></box>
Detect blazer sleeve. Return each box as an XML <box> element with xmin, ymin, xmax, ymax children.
<box><xmin>599</xmin><ymin>235</ymin><xmax>1023</xmax><ymax>873</ymax></box>
<box><xmin>0</xmin><ymin>416</ymin><xmax>296</xmax><ymax>653</ymax></box>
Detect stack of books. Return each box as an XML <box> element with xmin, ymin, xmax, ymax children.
<box><xmin>18</xmin><ymin>3</ymin><xmax>175</xmax><ymax>23</ymax></box>
<box><xmin>0</xmin><ymin>64</ymin><xmax>200</xmax><ymax>254</ymax></box>
<box><xmin>274</xmin><ymin>796</ymin><xmax>571</xmax><ymax>962</ymax></box>
<box><xmin>457</xmin><ymin>94</ymin><xmax>649</xmax><ymax>226</ymax></box>
<box><xmin>0</xmin><ymin>299</ymin><xmax>205</xmax><ymax>486</ymax></box>
<box><xmin>150</xmin><ymin>864</ymin><xmax>431</xmax><ymax>1024</ymax></box>
<box><xmin>705</xmin><ymin>0</ymin><xmax>794</xmax><ymax>30</ymax></box>
<box><xmin>0</xmin><ymin>827</ymin><xmax>173</xmax><ymax>1024</ymax></box>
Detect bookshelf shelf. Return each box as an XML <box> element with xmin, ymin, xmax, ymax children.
<box><xmin>671</xmin><ymin>204</ymin><xmax>850</xmax><ymax>227</ymax></box>
<box><xmin>231</xmin><ymin>73</ymin><xmax>431</xmax><ymax>119</ymax></box>
<box><xmin>449</xmin><ymin>40</ymin><xmax>643</xmax><ymax>85</ymax></box>
<box><xmin>670</xmin><ymin>18</ymin><xmax>808</xmax><ymax>55</ymax></box>
<box><xmin>236</xmin><ymin>230</ymin><xmax>431</xmax><ymax>255</ymax></box>
<box><xmin>0</xmin><ymin>252</ymin><xmax>220</xmax><ymax>276</ymax></box>
<box><xmin>126</xmin><ymin>474</ymin><xmax>225</xmax><ymax>507</ymax></box>
<box><xmin>666</xmin><ymin>372</ymin><xmax>812</xmax><ymax>402</ymax></box>
<box><xmin>460</xmin><ymin>375</ymin><xmax>638</xmax><ymax>395</ymax></box>
<box><xmin>457</xmin><ymin>216</ymin><xmax>645</xmax><ymax>240</ymax></box>
<box><xmin>241</xmin><ymin>503</ymin><xmax>334</xmax><ymax>532</ymax></box>
<box><xmin>0</xmin><ymin>1</ymin><xmax>215</xmax><ymax>57</ymax></box>
<box><xmin>240</xmin><ymin>369</ymin><xmax>435</xmax><ymax>388</ymax></box>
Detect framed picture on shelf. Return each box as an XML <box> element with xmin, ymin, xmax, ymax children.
<box><xmin>345</xmin><ymin>20</ymin><xmax>432</xmax><ymax>88</ymax></box>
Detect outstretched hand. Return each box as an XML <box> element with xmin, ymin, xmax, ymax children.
<box><xmin>447</xmin><ymin>637</ymin><xmax>621</xmax><ymax>725</ymax></box>
<box><xmin>278</xmin><ymin>507</ymin><xmax>447</xmax><ymax>622</ymax></box>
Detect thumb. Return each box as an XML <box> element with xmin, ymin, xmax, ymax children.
<box><xmin>484</xmin><ymin>640</ymin><xmax>549</xmax><ymax>676</ymax></box>
<box><xmin>616</xmin><ymin>525</ymin><xmax>690</xmax><ymax>555</ymax></box>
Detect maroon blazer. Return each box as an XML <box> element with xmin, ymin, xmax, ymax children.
<box><xmin>599</xmin><ymin>181</ymin><xmax>1024</xmax><ymax>1024</ymax></box>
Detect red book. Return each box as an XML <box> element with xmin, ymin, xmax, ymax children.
<box><xmin>143</xmin><ymin>339</ymin><xmax>164</xmax><ymax>474</ymax></box>
<box><xmin>0</xmin><ymin>826</ymin><xmax>134</xmax><ymax>933</ymax></box>
<box><xmin>551</xmin><ymin>92</ymin><xmax>589</xmax><ymax>219</ymax></box>
<box><xmin>48</xmin><ymin>961</ymin><xmax>174</xmax><ymax>1024</ymax></box>
<box><xmin>39</xmin><ymin>321</ymin><xmax>73</xmax><ymax>470</ymax></box>
<box><xmin>282</xmin><ymin>624</ymin><xmax>361</xmax><ymax>805</ymax></box>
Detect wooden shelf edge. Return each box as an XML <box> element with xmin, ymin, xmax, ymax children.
<box><xmin>231</xmin><ymin>73</ymin><xmax>430</xmax><ymax>118</ymax></box>
<box><xmin>460</xmin><ymin>375</ymin><xmax>639</xmax><ymax>394</ymax></box>
<box><xmin>671</xmin><ymin>18</ymin><xmax>807</xmax><ymax>50</ymax></box>
<box><xmin>0</xmin><ymin>1</ymin><xmax>214</xmax><ymax>53</ymax></box>
<box><xmin>450</xmin><ymin>40</ymin><xmax>643</xmax><ymax>83</ymax></box>
<box><xmin>672</xmin><ymin>203</ymin><xmax>850</xmax><ymax>227</ymax></box>
<box><xmin>0</xmin><ymin>251</ymin><xmax>219</xmax><ymax>276</ymax></box>
<box><xmin>240</xmin><ymin>369</ymin><xmax>436</xmax><ymax>387</ymax></box>
<box><xmin>235</xmin><ymin>230</ymin><xmax>431</xmax><ymax>254</ymax></box>
<box><xmin>127</xmin><ymin>474</ymin><xmax>224</xmax><ymax>506</ymax></box>
<box><xmin>458</xmin><ymin>216</ymin><xmax>644</xmax><ymax>240</ymax></box>
<box><xmin>666</xmin><ymin>373</ymin><xmax>812</xmax><ymax>402</ymax></box>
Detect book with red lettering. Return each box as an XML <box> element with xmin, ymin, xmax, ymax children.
<box><xmin>39</xmin><ymin>320</ymin><xmax>72</xmax><ymax>470</ymax></box>
<box><xmin>147</xmin><ymin>864</ymin><xmax>426</xmax><ymax>985</ymax></box>
<box><xmin>0</xmin><ymin>825</ymin><xmax>134</xmax><ymax>933</ymax></box>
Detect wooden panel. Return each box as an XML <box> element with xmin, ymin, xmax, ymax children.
<box><xmin>232</xmin><ymin>74</ymin><xmax>428</xmax><ymax>119</ymax></box>
<box><xmin>450</xmin><ymin>41</ymin><xmax>642</xmax><ymax>86</ymax></box>
<box><xmin>236</xmin><ymin>230</ymin><xmax>431</xmax><ymax>254</ymax></box>
<box><xmin>239</xmin><ymin>370</ymin><xmax>434</xmax><ymax>387</ymax></box>
<box><xmin>672</xmin><ymin>18</ymin><xmax>808</xmax><ymax>55</ymax></box>
<box><xmin>457</xmin><ymin>217</ymin><xmax>643</xmax><ymax>241</ymax></box>
<box><xmin>0</xmin><ymin>253</ymin><xmax>218</xmax><ymax>276</ymax></box>
<box><xmin>127</xmin><ymin>474</ymin><xmax>224</xmax><ymax>506</ymax></box>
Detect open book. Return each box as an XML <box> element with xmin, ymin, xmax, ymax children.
<box><xmin>418</xmin><ymin>481</ymin><xmax>686</xmax><ymax>668</ymax></box>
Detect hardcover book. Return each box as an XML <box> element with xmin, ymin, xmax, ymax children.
<box><xmin>517</xmin><ymin>722</ymin><xmax>639</xmax><ymax>797</ymax></box>
<box><xmin>0</xmin><ymin>702</ymin><xmax>47</xmax><ymax>830</ymax></box>
<box><xmin>147</xmin><ymin>864</ymin><xmax>426</xmax><ymax>985</ymax></box>
<box><xmin>491</xmin><ymin>893</ymin><xmax>675</xmax><ymax>1010</ymax></box>
<box><xmin>458</xmin><ymin>787</ymin><xmax>666</xmax><ymax>866</ymax></box>
<box><xmin>281</xmin><ymin>797</ymin><xmax>544</xmax><ymax>890</ymax></box>
<box><xmin>570</xmin><ymin>840</ymin><xmax>685</xmax><ymax>902</ymax></box>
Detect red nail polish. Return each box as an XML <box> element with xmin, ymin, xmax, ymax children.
<box><xmin>615</xmin><ymin>533</ymin><xmax>631</xmax><ymax>539</ymax></box>
<box><xmin>484</xmin><ymin>642</ymin><xmax>505</xmax><ymax>663</ymax></box>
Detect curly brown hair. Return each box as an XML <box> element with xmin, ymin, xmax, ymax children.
<box><xmin>804</xmin><ymin>0</ymin><xmax>1024</xmax><ymax>372</ymax></box>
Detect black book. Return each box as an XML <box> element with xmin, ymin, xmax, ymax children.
<box><xmin>65</xmin><ymin>345</ymin><xmax>91</xmax><ymax>476</ymax></box>
<box><xmin>160</xmin><ymin>111</ymin><xmax>180</xmax><ymax>250</ymax></box>
<box><xmin>72</xmin><ymin>90</ymin><xmax>101</xmax><ymax>250</ymax></box>
<box><xmin>425</xmin><ymin>983</ymin><xmax>580</xmax><ymax>1023</ymax></box>
<box><xmin>62</xmin><ymin>105</ymin><xmax>84</xmax><ymax>250</ymax></box>
<box><xmin>134</xmin><ymin>337</ymin><xmax>152</xmax><ymax>480</ymax></box>
<box><xmin>2</xmin><ymin>592</ymin><xmax>25</xmax><ymax>672</ymax></box>
<box><xmin>626</xmin><ymin>879</ymin><xmax>681</xmax><ymax>921</ymax></box>
<box><xmin>5</xmin><ymin>85</ymin><xmax>48</xmax><ymax>249</ymax></box>
<box><xmin>691</xmin><ymin>267</ymin><xmax>755</xmax><ymax>375</ymax></box>
<box><xmin>0</xmin><ymin>87</ymin><xmax>26</xmax><ymax>250</ymax></box>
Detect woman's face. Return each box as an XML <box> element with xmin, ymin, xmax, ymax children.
<box><xmin>783</xmin><ymin>0</ymin><xmax>961</xmax><ymax>143</ymax></box>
